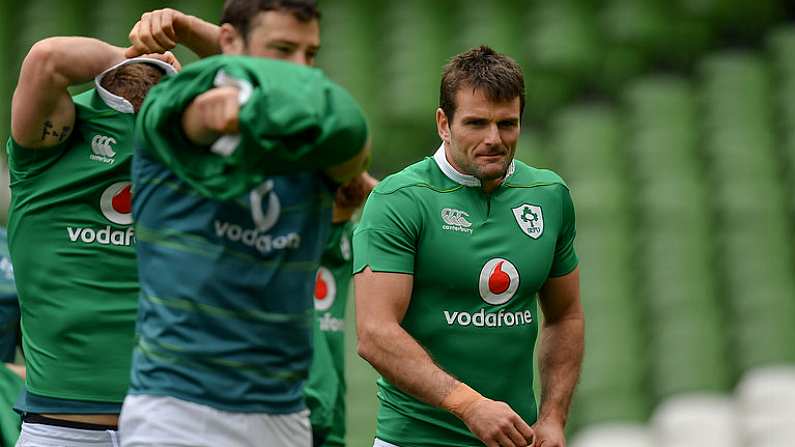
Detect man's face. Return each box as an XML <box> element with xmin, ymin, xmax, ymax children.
<box><xmin>437</xmin><ymin>87</ymin><xmax>521</xmax><ymax>182</ymax></box>
<box><xmin>243</xmin><ymin>10</ymin><xmax>320</xmax><ymax>66</ymax></box>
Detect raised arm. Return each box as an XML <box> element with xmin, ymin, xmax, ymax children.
<box><xmin>355</xmin><ymin>268</ymin><xmax>534</xmax><ymax>447</ymax></box>
<box><xmin>11</xmin><ymin>37</ymin><xmax>126</xmax><ymax>149</ymax></box>
<box><xmin>534</xmin><ymin>267</ymin><xmax>584</xmax><ymax>446</ymax></box>
<box><xmin>127</xmin><ymin>8</ymin><xmax>221</xmax><ymax>59</ymax></box>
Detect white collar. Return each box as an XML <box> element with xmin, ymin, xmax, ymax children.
<box><xmin>432</xmin><ymin>143</ymin><xmax>516</xmax><ymax>187</ymax></box>
<box><xmin>94</xmin><ymin>57</ymin><xmax>178</xmax><ymax>114</ymax></box>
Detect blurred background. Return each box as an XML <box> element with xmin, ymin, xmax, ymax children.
<box><xmin>1</xmin><ymin>0</ymin><xmax>795</xmax><ymax>446</ymax></box>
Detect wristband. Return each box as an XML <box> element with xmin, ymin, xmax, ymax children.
<box><xmin>441</xmin><ymin>382</ymin><xmax>484</xmax><ymax>418</ymax></box>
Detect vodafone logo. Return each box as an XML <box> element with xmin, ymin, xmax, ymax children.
<box><xmin>100</xmin><ymin>182</ymin><xmax>133</xmax><ymax>225</ymax></box>
<box><xmin>314</xmin><ymin>267</ymin><xmax>336</xmax><ymax>311</ymax></box>
<box><xmin>478</xmin><ymin>258</ymin><xmax>520</xmax><ymax>305</ymax></box>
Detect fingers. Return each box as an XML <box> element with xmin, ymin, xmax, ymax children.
<box><xmin>150</xmin><ymin>10</ymin><xmax>177</xmax><ymax>50</ymax></box>
<box><xmin>516</xmin><ymin>416</ymin><xmax>536</xmax><ymax>444</ymax></box>
<box><xmin>128</xmin><ymin>9</ymin><xmax>177</xmax><ymax>56</ymax></box>
<box><xmin>139</xmin><ymin>51</ymin><xmax>182</xmax><ymax>71</ymax></box>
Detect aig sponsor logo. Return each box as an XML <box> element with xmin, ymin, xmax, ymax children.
<box><xmin>442</xmin><ymin>258</ymin><xmax>533</xmax><ymax>328</ymax></box>
<box><xmin>441</xmin><ymin>207</ymin><xmax>473</xmax><ymax>234</ymax></box>
<box><xmin>66</xmin><ymin>182</ymin><xmax>135</xmax><ymax>247</ymax></box>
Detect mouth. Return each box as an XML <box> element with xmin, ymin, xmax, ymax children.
<box><xmin>476</xmin><ymin>152</ymin><xmax>507</xmax><ymax>160</ymax></box>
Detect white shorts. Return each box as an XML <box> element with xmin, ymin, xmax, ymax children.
<box><xmin>15</xmin><ymin>422</ymin><xmax>120</xmax><ymax>447</ymax></box>
<box><xmin>373</xmin><ymin>439</ymin><xmax>400</xmax><ymax>447</ymax></box>
<box><xmin>119</xmin><ymin>394</ymin><xmax>310</xmax><ymax>447</ymax></box>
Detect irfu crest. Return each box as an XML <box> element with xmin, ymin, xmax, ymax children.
<box><xmin>512</xmin><ymin>204</ymin><xmax>544</xmax><ymax>239</ymax></box>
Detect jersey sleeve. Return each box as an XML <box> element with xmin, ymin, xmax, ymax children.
<box><xmin>549</xmin><ymin>185</ymin><xmax>578</xmax><ymax>277</ymax></box>
<box><xmin>6</xmin><ymin>135</ymin><xmax>72</xmax><ymax>182</ymax></box>
<box><xmin>352</xmin><ymin>187</ymin><xmax>420</xmax><ymax>275</ymax></box>
<box><xmin>136</xmin><ymin>55</ymin><xmax>369</xmax><ymax>200</ymax></box>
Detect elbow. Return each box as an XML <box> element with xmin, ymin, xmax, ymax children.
<box><xmin>23</xmin><ymin>39</ymin><xmax>62</xmax><ymax>84</ymax></box>
<box><xmin>356</xmin><ymin>330</ymin><xmax>375</xmax><ymax>362</ymax></box>
<box><xmin>356</xmin><ymin>324</ymin><xmax>381</xmax><ymax>364</ymax></box>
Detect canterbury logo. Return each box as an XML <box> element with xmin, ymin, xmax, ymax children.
<box><xmin>441</xmin><ymin>208</ymin><xmax>472</xmax><ymax>228</ymax></box>
<box><xmin>91</xmin><ymin>135</ymin><xmax>117</xmax><ymax>158</ymax></box>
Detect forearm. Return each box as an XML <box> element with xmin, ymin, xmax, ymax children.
<box><xmin>358</xmin><ymin>323</ymin><xmax>461</xmax><ymax>410</ymax></box>
<box><xmin>180</xmin><ymin>14</ymin><xmax>222</xmax><ymax>58</ymax></box>
<box><xmin>537</xmin><ymin>315</ymin><xmax>584</xmax><ymax>426</ymax></box>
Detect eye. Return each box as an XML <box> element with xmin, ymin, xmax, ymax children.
<box><xmin>464</xmin><ymin>119</ymin><xmax>488</xmax><ymax>127</ymax></box>
<box><xmin>498</xmin><ymin>120</ymin><xmax>519</xmax><ymax>129</ymax></box>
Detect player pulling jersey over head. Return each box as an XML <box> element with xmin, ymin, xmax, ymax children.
<box><xmin>6</xmin><ymin>36</ymin><xmax>178</xmax><ymax>447</ymax></box>
<box><xmin>354</xmin><ymin>46</ymin><xmax>584</xmax><ymax>447</ymax></box>
<box><xmin>119</xmin><ymin>54</ymin><xmax>369</xmax><ymax>447</ymax></box>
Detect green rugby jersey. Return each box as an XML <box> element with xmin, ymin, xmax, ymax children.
<box><xmin>353</xmin><ymin>147</ymin><xmax>578</xmax><ymax>447</ymax></box>
<box><xmin>130</xmin><ymin>56</ymin><xmax>368</xmax><ymax>414</ymax></box>
<box><xmin>306</xmin><ymin>221</ymin><xmax>354</xmax><ymax>446</ymax></box>
<box><xmin>0</xmin><ymin>364</ymin><xmax>23</xmax><ymax>446</ymax></box>
<box><xmin>0</xmin><ymin>228</ymin><xmax>19</xmax><ymax>364</ymax></box>
<box><xmin>5</xmin><ymin>59</ymin><xmax>177</xmax><ymax>410</ymax></box>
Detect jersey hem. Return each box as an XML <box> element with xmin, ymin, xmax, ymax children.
<box><xmin>126</xmin><ymin>390</ymin><xmax>306</xmax><ymax>415</ymax></box>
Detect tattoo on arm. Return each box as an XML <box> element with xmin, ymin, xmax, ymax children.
<box><xmin>40</xmin><ymin>120</ymin><xmax>53</xmax><ymax>141</ymax></box>
<box><xmin>40</xmin><ymin>120</ymin><xmax>71</xmax><ymax>143</ymax></box>
<box><xmin>58</xmin><ymin>126</ymin><xmax>71</xmax><ymax>142</ymax></box>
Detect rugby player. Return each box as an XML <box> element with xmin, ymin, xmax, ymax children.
<box><xmin>122</xmin><ymin>3</ymin><xmax>372</xmax><ymax>445</ymax></box>
<box><xmin>305</xmin><ymin>172</ymin><xmax>378</xmax><ymax>446</ymax></box>
<box><xmin>6</xmin><ymin>36</ymin><xmax>177</xmax><ymax>446</ymax></box>
<box><xmin>354</xmin><ymin>46</ymin><xmax>584</xmax><ymax>447</ymax></box>
<box><xmin>117</xmin><ymin>2</ymin><xmax>370</xmax><ymax>445</ymax></box>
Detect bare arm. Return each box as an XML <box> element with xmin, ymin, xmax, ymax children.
<box><xmin>534</xmin><ymin>266</ymin><xmax>584</xmax><ymax>446</ymax></box>
<box><xmin>355</xmin><ymin>268</ymin><xmax>534</xmax><ymax>447</ymax></box>
<box><xmin>127</xmin><ymin>8</ymin><xmax>221</xmax><ymax>59</ymax></box>
<box><xmin>11</xmin><ymin>37</ymin><xmax>126</xmax><ymax>149</ymax></box>
<box><xmin>4</xmin><ymin>363</ymin><xmax>25</xmax><ymax>380</ymax></box>
<box><xmin>332</xmin><ymin>172</ymin><xmax>378</xmax><ymax>223</ymax></box>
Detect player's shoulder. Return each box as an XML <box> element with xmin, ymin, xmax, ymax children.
<box><xmin>372</xmin><ymin>156</ymin><xmax>460</xmax><ymax>197</ymax></box>
<box><xmin>507</xmin><ymin>160</ymin><xmax>570</xmax><ymax>192</ymax></box>
<box><xmin>72</xmin><ymin>88</ymin><xmax>123</xmax><ymax>119</ymax></box>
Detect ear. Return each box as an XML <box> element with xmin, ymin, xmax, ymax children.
<box><xmin>436</xmin><ymin>108</ymin><xmax>451</xmax><ymax>144</ymax></box>
<box><xmin>219</xmin><ymin>23</ymin><xmax>245</xmax><ymax>55</ymax></box>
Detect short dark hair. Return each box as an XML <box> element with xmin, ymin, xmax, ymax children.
<box><xmin>221</xmin><ymin>0</ymin><xmax>320</xmax><ymax>40</ymax></box>
<box><xmin>439</xmin><ymin>45</ymin><xmax>525</xmax><ymax>121</ymax></box>
<box><xmin>100</xmin><ymin>63</ymin><xmax>165</xmax><ymax>113</ymax></box>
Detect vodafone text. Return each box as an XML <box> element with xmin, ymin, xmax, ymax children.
<box><xmin>67</xmin><ymin>226</ymin><xmax>135</xmax><ymax>246</ymax></box>
<box><xmin>318</xmin><ymin>313</ymin><xmax>344</xmax><ymax>332</ymax></box>
<box><xmin>214</xmin><ymin>221</ymin><xmax>300</xmax><ymax>254</ymax></box>
<box><xmin>443</xmin><ymin>308</ymin><xmax>534</xmax><ymax>328</ymax></box>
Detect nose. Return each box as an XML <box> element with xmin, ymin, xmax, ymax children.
<box><xmin>288</xmin><ymin>53</ymin><xmax>310</xmax><ymax>66</ymax></box>
<box><xmin>483</xmin><ymin>123</ymin><xmax>501</xmax><ymax>146</ymax></box>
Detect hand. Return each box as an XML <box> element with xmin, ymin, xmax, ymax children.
<box><xmin>138</xmin><ymin>50</ymin><xmax>182</xmax><ymax>72</ymax></box>
<box><xmin>531</xmin><ymin>418</ymin><xmax>566</xmax><ymax>447</ymax></box>
<box><xmin>460</xmin><ymin>398</ymin><xmax>535</xmax><ymax>447</ymax></box>
<box><xmin>127</xmin><ymin>8</ymin><xmax>188</xmax><ymax>58</ymax></box>
<box><xmin>335</xmin><ymin>172</ymin><xmax>378</xmax><ymax>209</ymax></box>
<box><xmin>182</xmin><ymin>86</ymin><xmax>241</xmax><ymax>145</ymax></box>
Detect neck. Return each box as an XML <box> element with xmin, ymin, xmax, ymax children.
<box><xmin>481</xmin><ymin>178</ymin><xmax>503</xmax><ymax>194</ymax></box>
